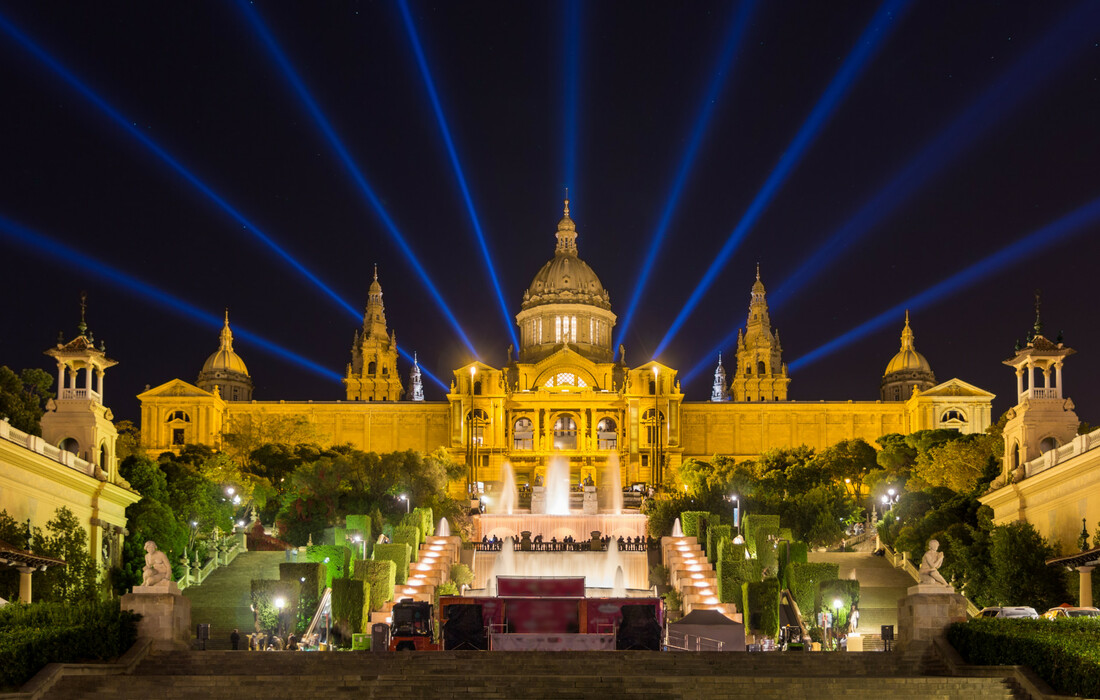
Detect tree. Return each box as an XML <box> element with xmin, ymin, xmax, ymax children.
<box><xmin>989</xmin><ymin>521</ymin><xmax>1071</xmax><ymax>610</ymax></box>
<box><xmin>31</xmin><ymin>507</ymin><xmax>98</xmax><ymax>603</ymax></box>
<box><xmin>0</xmin><ymin>366</ymin><xmax>53</xmax><ymax>435</ymax></box>
<box><xmin>813</xmin><ymin>439</ymin><xmax>877</xmax><ymax>495</ymax></box>
<box><xmin>908</xmin><ymin>434</ymin><xmax>996</xmax><ymax>494</ymax></box>
<box><xmin>114</xmin><ymin>420</ymin><xmax>141</xmax><ymax>462</ymax></box>
<box><xmin>222</xmin><ymin>414</ymin><xmax>317</xmax><ymax>468</ymax></box>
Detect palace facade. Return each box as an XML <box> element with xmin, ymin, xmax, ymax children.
<box><xmin>139</xmin><ymin>200</ymin><xmax>994</xmax><ymax>490</ymax></box>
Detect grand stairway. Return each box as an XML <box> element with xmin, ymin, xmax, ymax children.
<box><xmin>42</xmin><ymin>649</ymin><xmax>1024</xmax><ymax>699</ymax></box>
<box><xmin>662</xmin><ymin>536</ymin><xmax>739</xmax><ymax>618</ymax></box>
<box><xmin>182</xmin><ymin>551</ymin><xmax>286</xmax><ymax>649</ymax></box>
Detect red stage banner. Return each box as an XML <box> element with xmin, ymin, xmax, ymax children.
<box><xmin>496</xmin><ymin>576</ymin><xmax>585</xmax><ymax>598</ymax></box>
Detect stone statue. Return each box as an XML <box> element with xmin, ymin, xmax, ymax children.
<box><xmin>142</xmin><ymin>540</ymin><xmax>173</xmax><ymax>586</ymax></box>
<box><xmin>918</xmin><ymin>539</ymin><xmax>949</xmax><ymax>587</ymax></box>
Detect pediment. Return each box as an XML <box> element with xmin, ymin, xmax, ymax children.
<box><xmin>918</xmin><ymin>378</ymin><xmax>995</xmax><ymax>399</ymax></box>
<box><xmin>138</xmin><ymin>378</ymin><xmax>215</xmax><ymax>399</ymax></box>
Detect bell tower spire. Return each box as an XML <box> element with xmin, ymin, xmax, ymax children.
<box><xmin>731</xmin><ymin>267</ymin><xmax>789</xmax><ymax>402</ymax></box>
<box><xmin>555</xmin><ymin>191</ymin><xmax>578</xmax><ymax>254</ymax></box>
<box><xmin>346</xmin><ymin>267</ymin><xmax>403</xmax><ymax>401</ymax></box>
<box><xmin>409</xmin><ymin>352</ymin><xmax>424</xmax><ymax>402</ymax></box>
<box><xmin>711</xmin><ymin>353</ymin><xmax>729</xmax><ymax>402</ymax></box>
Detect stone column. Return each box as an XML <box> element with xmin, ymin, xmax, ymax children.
<box><xmin>18</xmin><ymin>566</ymin><xmax>34</xmax><ymax>603</ymax></box>
<box><xmin>1079</xmin><ymin>566</ymin><xmax>1095</xmax><ymax>607</ymax></box>
<box><xmin>56</xmin><ymin>364</ymin><xmax>65</xmax><ymax>396</ymax></box>
<box><xmin>1055</xmin><ymin>362</ymin><xmax>1063</xmax><ymax>396</ymax></box>
<box><xmin>1016</xmin><ymin>369</ymin><xmax>1023</xmax><ymax>398</ymax></box>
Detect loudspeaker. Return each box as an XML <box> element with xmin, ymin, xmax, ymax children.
<box><xmin>443</xmin><ymin>604</ymin><xmax>488</xmax><ymax>650</ymax></box>
<box><xmin>616</xmin><ymin>605</ymin><xmax>661</xmax><ymax>650</ymax></box>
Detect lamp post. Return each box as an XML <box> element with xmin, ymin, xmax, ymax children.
<box><xmin>730</xmin><ymin>495</ymin><xmax>741</xmax><ymax>536</ymax></box>
<box><xmin>399</xmin><ymin>493</ymin><xmax>410</xmax><ymax>514</ymax></box>
<box><xmin>274</xmin><ymin>596</ymin><xmax>286</xmax><ymax>638</ymax></box>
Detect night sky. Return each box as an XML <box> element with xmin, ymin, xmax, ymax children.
<box><xmin>1</xmin><ymin>1</ymin><xmax>1099</xmax><ymax>427</ymax></box>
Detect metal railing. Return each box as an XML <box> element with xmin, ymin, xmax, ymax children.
<box><xmin>474</xmin><ymin>537</ymin><xmax>657</xmax><ymax>552</ymax></box>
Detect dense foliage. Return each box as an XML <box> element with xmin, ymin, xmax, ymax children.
<box><xmin>706</xmin><ymin>524</ymin><xmax>731</xmax><ymax>564</ymax></box>
<box><xmin>787</xmin><ymin>562</ymin><xmax>839</xmax><ymax>623</ymax></box>
<box><xmin>305</xmin><ymin>545</ymin><xmax>353</xmax><ymax>588</ymax></box>
<box><xmin>331</xmin><ymin>578</ymin><xmax>370</xmax><ymax>642</ymax></box>
<box><xmin>0</xmin><ymin>366</ymin><xmax>53</xmax><ymax>436</ymax></box>
<box><xmin>373</xmin><ymin>543</ymin><xmax>411</xmax><ymax>585</ymax></box>
<box><xmin>947</xmin><ymin>618</ymin><xmax>1100</xmax><ymax>698</ymax></box>
<box><xmin>249</xmin><ymin>579</ymin><xmax>300</xmax><ymax>635</ymax></box>
<box><xmin>279</xmin><ymin>562</ymin><xmax>325</xmax><ymax>629</ymax></box>
<box><xmin>742</xmin><ymin>578</ymin><xmax>780</xmax><ymax>637</ymax></box>
<box><xmin>0</xmin><ymin>507</ymin><xmax>97</xmax><ymax>603</ymax></box>
<box><xmin>0</xmin><ymin>599</ymin><xmax>139</xmax><ymax>689</ymax></box>
<box><xmin>815</xmin><ymin>579</ymin><xmax>860</xmax><ymax>629</ymax></box>
<box><xmin>392</xmin><ymin>525</ymin><xmax>421</xmax><ymax>561</ymax></box>
<box><xmin>353</xmin><ymin>559</ymin><xmax>396</xmax><ymax>612</ymax></box>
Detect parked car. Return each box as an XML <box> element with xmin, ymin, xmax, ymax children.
<box><xmin>977</xmin><ymin>606</ymin><xmax>1039</xmax><ymax>619</ymax></box>
<box><xmin>1041</xmin><ymin>606</ymin><xmax>1100</xmax><ymax>619</ymax></box>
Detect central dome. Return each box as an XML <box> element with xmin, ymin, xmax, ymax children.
<box><xmin>520</xmin><ymin>200</ymin><xmax>611</xmax><ymax>312</ymax></box>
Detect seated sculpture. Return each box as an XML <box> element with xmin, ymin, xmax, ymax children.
<box><xmin>918</xmin><ymin>539</ymin><xmax>950</xmax><ymax>587</ymax></box>
<box><xmin>141</xmin><ymin>540</ymin><xmax>173</xmax><ymax>586</ymax></box>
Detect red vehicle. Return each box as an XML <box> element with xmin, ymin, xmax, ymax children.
<box><xmin>389</xmin><ymin>600</ymin><xmax>438</xmax><ymax>651</ymax></box>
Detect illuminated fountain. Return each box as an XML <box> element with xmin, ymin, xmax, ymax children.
<box><xmin>437</xmin><ymin>517</ymin><xmax>450</xmax><ymax>537</ymax></box>
<box><xmin>601</xmin><ymin>451</ymin><xmax>623</xmax><ymax>514</ymax></box>
<box><xmin>672</xmin><ymin>517</ymin><xmax>684</xmax><ymax>537</ymax></box>
<box><xmin>490</xmin><ymin>460</ymin><xmax>518</xmax><ymax>515</ymax></box>
<box><xmin>544</xmin><ymin>456</ymin><xmax>571</xmax><ymax>515</ymax></box>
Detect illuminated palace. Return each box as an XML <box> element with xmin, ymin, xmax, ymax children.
<box><xmin>139</xmin><ymin>200</ymin><xmax>994</xmax><ymax>489</ymax></box>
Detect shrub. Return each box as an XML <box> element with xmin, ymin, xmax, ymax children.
<box><xmin>663</xmin><ymin>589</ymin><xmax>682</xmax><ymax>622</ymax></box>
<box><xmin>815</xmin><ymin>579</ymin><xmax>860</xmax><ymax>629</ymax></box>
<box><xmin>680</xmin><ymin>511</ymin><xmax>710</xmax><ymax>539</ymax></box>
<box><xmin>393</xmin><ymin>525</ymin><xmax>421</xmax><ymax>561</ymax></box>
<box><xmin>716</xmin><ymin>543</ymin><xmax>752</xmax><ymax>604</ymax></box>
<box><xmin>449</xmin><ymin>562</ymin><xmax>473</xmax><ymax>589</ymax></box>
<box><xmin>438</xmin><ymin>581</ymin><xmax>459</xmax><ymax>595</ymax></box>
<box><xmin>305</xmin><ymin>545</ymin><xmax>352</xmax><ymax>587</ymax></box>
<box><xmin>250</xmin><ymin>579</ymin><xmax>301</xmax><ymax>635</ymax></box>
<box><xmin>743</xmin><ymin>514</ymin><xmax>780</xmax><ymax>558</ymax></box>
<box><xmin>373</xmin><ymin>542</ymin><xmax>412</xmax><ymax>584</ymax></box>
<box><xmin>778</xmin><ymin>541</ymin><xmax>808</xmax><ymax>589</ymax></box>
<box><xmin>344</xmin><ymin>515</ymin><xmax>373</xmax><ymax>556</ymax></box>
<box><xmin>707</xmin><ymin>524</ymin><xmax>731</xmax><ymax>564</ymax></box>
<box><xmin>412</xmin><ymin>506</ymin><xmax>435</xmax><ymax>539</ymax></box>
<box><xmin>331</xmin><ymin>578</ymin><xmax>370</xmax><ymax>641</ymax></box>
<box><xmin>353</xmin><ymin>559</ymin><xmax>396</xmax><ymax>612</ymax></box>
<box><xmin>756</xmin><ymin>526</ymin><xmax>780</xmax><ymax>578</ymax></box>
<box><xmin>279</xmin><ymin>562</ymin><xmax>325</xmax><ymax>630</ymax></box>
<box><xmin>788</xmin><ymin>562</ymin><xmax>839</xmax><ymax>624</ymax></box>
<box><xmin>947</xmin><ymin>618</ymin><xmax>1100</xmax><ymax>698</ymax></box>
<box><xmin>742</xmin><ymin>578</ymin><xmax>780</xmax><ymax>638</ymax></box>
<box><xmin>0</xmin><ymin>600</ymin><xmax>139</xmax><ymax>689</ymax></box>
<box><xmin>649</xmin><ymin>564</ymin><xmax>670</xmax><ymax>588</ymax></box>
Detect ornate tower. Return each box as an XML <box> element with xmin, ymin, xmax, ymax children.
<box><xmin>880</xmin><ymin>311</ymin><xmax>936</xmax><ymax>401</ymax></box>
<box><xmin>515</xmin><ymin>197</ymin><xmax>616</xmax><ymax>364</ymax></box>
<box><xmin>40</xmin><ymin>298</ymin><xmax>119</xmax><ymax>480</ymax></box>
<box><xmin>345</xmin><ymin>267</ymin><xmax>404</xmax><ymax>401</ymax></box>
<box><xmin>409</xmin><ymin>352</ymin><xmax>425</xmax><ymax>402</ymax></box>
<box><xmin>197</xmin><ymin>310</ymin><xmax>253</xmax><ymax>401</ymax></box>
<box><xmin>1001</xmin><ymin>299</ymin><xmax>1078</xmax><ymax>480</ymax></box>
<box><xmin>730</xmin><ymin>267</ymin><xmax>789</xmax><ymax>402</ymax></box>
<box><xmin>711</xmin><ymin>353</ymin><xmax>729</xmax><ymax>402</ymax></box>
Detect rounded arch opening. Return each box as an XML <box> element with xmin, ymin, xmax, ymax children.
<box><xmin>60</xmin><ymin>437</ymin><xmax>79</xmax><ymax>454</ymax></box>
<box><xmin>1038</xmin><ymin>436</ymin><xmax>1059</xmax><ymax>454</ymax></box>
<box><xmin>552</xmin><ymin>414</ymin><xmax>578</xmax><ymax>450</ymax></box>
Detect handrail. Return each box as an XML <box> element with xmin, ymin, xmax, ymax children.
<box><xmin>303</xmin><ymin>587</ymin><xmax>332</xmax><ymax>643</ymax></box>
<box><xmin>882</xmin><ymin>544</ymin><xmax>982</xmax><ymax>617</ymax></box>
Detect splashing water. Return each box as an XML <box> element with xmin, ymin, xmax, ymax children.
<box><xmin>545</xmin><ymin>456</ymin><xmax>571</xmax><ymax>515</ymax></box>
<box><xmin>672</xmin><ymin>518</ymin><xmax>683</xmax><ymax>537</ymax></box>
<box><xmin>603</xmin><ymin>451</ymin><xmax>623</xmax><ymax>515</ymax></box>
<box><xmin>613</xmin><ymin>566</ymin><xmax>626</xmax><ymax>598</ymax></box>
<box><xmin>437</xmin><ymin>518</ymin><xmax>451</xmax><ymax>537</ymax></box>
<box><xmin>498</xmin><ymin>460</ymin><xmax>517</xmax><ymax>515</ymax></box>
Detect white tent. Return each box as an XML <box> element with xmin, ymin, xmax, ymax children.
<box><xmin>667</xmin><ymin>609</ymin><xmax>745</xmax><ymax>651</ymax></box>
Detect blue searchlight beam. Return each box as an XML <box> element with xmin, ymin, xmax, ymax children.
<box><xmin>395</xmin><ymin>0</ymin><xmax>517</xmax><ymax>353</ymax></box>
<box><xmin>0</xmin><ymin>9</ymin><xmax>360</xmax><ymax>323</ymax></box>
<box><xmin>769</xmin><ymin>0</ymin><xmax>1100</xmax><ymax>312</ymax></box>
<box><xmin>615</xmin><ymin>0</ymin><xmax>757</xmax><ymax>354</ymax></box>
<box><xmin>653</xmin><ymin>0</ymin><xmax>912</xmax><ymax>359</ymax></box>
<box><xmin>790</xmin><ymin>194</ymin><xmax>1100</xmax><ymax>372</ymax></box>
<box><xmin>233</xmin><ymin>1</ymin><xmax>477</xmax><ymax>358</ymax></box>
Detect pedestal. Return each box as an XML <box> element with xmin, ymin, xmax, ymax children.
<box><xmin>582</xmin><ymin>486</ymin><xmax>598</xmax><ymax>515</ymax></box>
<box><xmin>121</xmin><ymin>581</ymin><xmax>192</xmax><ymax>650</ymax></box>
<box><xmin>531</xmin><ymin>486</ymin><xmax>546</xmax><ymax>514</ymax></box>
<box><xmin>896</xmin><ymin>588</ymin><xmax>967</xmax><ymax>652</ymax></box>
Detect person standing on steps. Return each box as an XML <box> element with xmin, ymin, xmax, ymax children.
<box><xmin>230</xmin><ymin>628</ymin><xmax>240</xmax><ymax>650</ymax></box>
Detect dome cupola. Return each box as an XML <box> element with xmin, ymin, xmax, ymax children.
<box><xmin>198</xmin><ymin>310</ymin><xmax>253</xmax><ymax>401</ymax></box>
<box><xmin>881</xmin><ymin>311</ymin><xmax>935</xmax><ymax>401</ymax></box>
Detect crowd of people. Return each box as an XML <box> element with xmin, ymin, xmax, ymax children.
<box><xmin>229</xmin><ymin>628</ymin><xmax>324</xmax><ymax>651</ymax></box>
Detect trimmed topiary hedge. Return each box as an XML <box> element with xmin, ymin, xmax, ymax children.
<box><xmin>815</xmin><ymin>579</ymin><xmax>860</xmax><ymax>629</ymax></box>
<box><xmin>755</xmin><ymin>525</ymin><xmax>780</xmax><ymax>578</ymax></box>
<box><xmin>743</xmin><ymin>514</ymin><xmax>780</xmax><ymax>557</ymax></box>
<box><xmin>279</xmin><ymin>562</ymin><xmax>325</xmax><ymax>628</ymax></box>
<box><xmin>716</xmin><ymin>543</ymin><xmax>752</xmax><ymax>604</ymax></box>
<box><xmin>707</xmin><ymin>524</ymin><xmax>731</xmax><ymax>564</ymax></box>
<box><xmin>0</xmin><ymin>600</ymin><xmax>139</xmax><ymax>690</ymax></box>
<box><xmin>787</xmin><ymin>562</ymin><xmax>839</xmax><ymax>623</ymax></box>
<box><xmin>353</xmin><ymin>559</ymin><xmax>396</xmax><ymax>611</ymax></box>
<box><xmin>742</xmin><ymin>578</ymin><xmax>780</xmax><ymax>638</ymax></box>
<box><xmin>947</xmin><ymin>618</ymin><xmax>1100</xmax><ymax>698</ymax></box>
<box><xmin>373</xmin><ymin>542</ymin><xmax>412</xmax><ymax>584</ymax></box>
<box><xmin>331</xmin><ymin>578</ymin><xmax>370</xmax><ymax>640</ymax></box>
<box><xmin>250</xmin><ymin>578</ymin><xmax>301</xmax><ymax>635</ymax></box>
<box><xmin>393</xmin><ymin>525</ymin><xmax>421</xmax><ymax>561</ymax></box>
<box><xmin>305</xmin><ymin>545</ymin><xmax>352</xmax><ymax>587</ymax></box>
<box><xmin>412</xmin><ymin>506</ymin><xmax>434</xmax><ymax>539</ymax></box>
<box><xmin>345</xmin><ymin>515</ymin><xmax>373</xmax><ymax>555</ymax></box>
<box><xmin>778</xmin><ymin>541</ymin><xmax>808</xmax><ymax>590</ymax></box>
<box><xmin>680</xmin><ymin>511</ymin><xmax>710</xmax><ymax>539</ymax></box>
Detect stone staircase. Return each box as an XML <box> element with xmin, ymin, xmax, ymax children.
<box><xmin>42</xmin><ymin>649</ymin><xmax>1025</xmax><ymax>699</ymax></box>
<box><xmin>182</xmin><ymin>551</ymin><xmax>286</xmax><ymax>649</ymax></box>
<box><xmin>369</xmin><ymin>535</ymin><xmax>462</xmax><ymax>626</ymax></box>
<box><xmin>661</xmin><ymin>536</ymin><xmax>739</xmax><ymax>619</ymax></box>
<box><xmin>807</xmin><ymin>551</ymin><xmax>915</xmax><ymax>635</ymax></box>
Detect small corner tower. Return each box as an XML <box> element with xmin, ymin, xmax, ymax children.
<box><xmin>345</xmin><ymin>267</ymin><xmax>404</xmax><ymax>401</ymax></box>
<box><xmin>710</xmin><ymin>353</ymin><xmax>729</xmax><ymax>402</ymax></box>
<box><xmin>409</xmin><ymin>352</ymin><xmax>425</xmax><ymax>402</ymax></box>
<box><xmin>197</xmin><ymin>310</ymin><xmax>253</xmax><ymax>401</ymax></box>
<box><xmin>40</xmin><ymin>296</ymin><xmax>119</xmax><ymax>480</ymax></box>
<box><xmin>1001</xmin><ymin>297</ymin><xmax>1078</xmax><ymax>479</ymax></box>
<box><xmin>730</xmin><ymin>266</ymin><xmax>790</xmax><ymax>402</ymax></box>
<box><xmin>881</xmin><ymin>311</ymin><xmax>936</xmax><ymax>401</ymax></box>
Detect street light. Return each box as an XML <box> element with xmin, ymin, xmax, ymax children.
<box><xmin>399</xmin><ymin>493</ymin><xmax>410</xmax><ymax>514</ymax></box>
<box><xmin>728</xmin><ymin>494</ymin><xmax>741</xmax><ymax>536</ymax></box>
<box><xmin>274</xmin><ymin>596</ymin><xmax>287</xmax><ymax>638</ymax></box>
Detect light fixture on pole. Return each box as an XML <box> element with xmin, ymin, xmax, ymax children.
<box><xmin>399</xmin><ymin>493</ymin><xmax>410</xmax><ymax>514</ymax></box>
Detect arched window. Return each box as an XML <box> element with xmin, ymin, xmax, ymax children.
<box><xmin>642</xmin><ymin>409</ymin><xmax>665</xmax><ymax>446</ymax></box>
<box><xmin>474</xmin><ymin>381</ymin><xmax>482</xmax><ymax>395</ymax></box>
<box><xmin>1011</xmin><ymin>443</ymin><xmax>1020</xmax><ymax>469</ymax></box>
<box><xmin>513</xmin><ymin>417</ymin><xmax>534</xmax><ymax>450</ymax></box>
<box><xmin>467</xmin><ymin>409</ymin><xmax>488</xmax><ymax>445</ymax></box>
<box><xmin>553</xmin><ymin>415</ymin><xmax>578</xmax><ymax>450</ymax></box>
<box><xmin>60</xmin><ymin>437</ymin><xmax>79</xmax><ymax>454</ymax></box>
<box><xmin>382</xmin><ymin>365</ymin><xmax>388</xmax><ymax>375</ymax></box>
<box><xmin>368</xmin><ymin>361</ymin><xmax>377</xmax><ymax>374</ymax></box>
<box><xmin>648</xmin><ymin>379</ymin><xmax>656</xmax><ymax>395</ymax></box>
<box><xmin>543</xmin><ymin>372</ymin><xmax>588</xmax><ymax>388</ymax></box>
<box><xmin>167</xmin><ymin>410</ymin><xmax>191</xmax><ymax>423</ymax></box>
<box><xmin>1039</xmin><ymin>436</ymin><xmax>1058</xmax><ymax>454</ymax></box>
<box><xmin>99</xmin><ymin>444</ymin><xmax>108</xmax><ymax>469</ymax></box>
<box><xmin>757</xmin><ymin>360</ymin><xmax>766</xmax><ymax>375</ymax></box>
<box><xmin>597</xmin><ymin>418</ymin><xmax>617</xmax><ymax>450</ymax></box>
<box><xmin>941</xmin><ymin>409</ymin><xmax>966</xmax><ymax>423</ymax></box>
<box><xmin>745</xmin><ymin>365</ymin><xmax>752</xmax><ymax>377</ymax></box>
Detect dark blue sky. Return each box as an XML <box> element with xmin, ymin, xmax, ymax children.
<box><xmin>1</xmin><ymin>1</ymin><xmax>1098</xmax><ymax>425</ymax></box>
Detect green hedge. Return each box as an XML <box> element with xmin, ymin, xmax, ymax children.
<box><xmin>0</xmin><ymin>600</ymin><xmax>139</xmax><ymax>690</ymax></box>
<box><xmin>373</xmin><ymin>542</ymin><xmax>412</xmax><ymax>585</ymax></box>
<box><xmin>707</xmin><ymin>524</ymin><xmax>731</xmax><ymax>564</ymax></box>
<box><xmin>250</xmin><ymin>579</ymin><xmax>301</xmax><ymax>635</ymax></box>
<box><xmin>331</xmin><ymin>578</ymin><xmax>370</xmax><ymax>640</ymax></box>
<box><xmin>345</xmin><ymin>515</ymin><xmax>373</xmax><ymax>557</ymax></box>
<box><xmin>680</xmin><ymin>511</ymin><xmax>710</xmax><ymax>539</ymax></box>
<box><xmin>393</xmin><ymin>525</ymin><xmax>421</xmax><ymax>561</ymax></box>
<box><xmin>787</xmin><ymin>562</ymin><xmax>839</xmax><ymax>624</ymax></box>
<box><xmin>815</xmin><ymin>579</ymin><xmax>860</xmax><ymax>629</ymax></box>
<box><xmin>755</xmin><ymin>526</ymin><xmax>779</xmax><ymax>578</ymax></box>
<box><xmin>742</xmin><ymin>578</ymin><xmax>780</xmax><ymax>638</ymax></box>
<box><xmin>279</xmin><ymin>562</ymin><xmax>325</xmax><ymax>629</ymax></box>
<box><xmin>778</xmin><ymin>541</ymin><xmax>808</xmax><ymax>589</ymax></box>
<box><xmin>353</xmin><ymin>559</ymin><xmax>396</xmax><ymax>612</ymax></box>
<box><xmin>947</xmin><ymin>618</ymin><xmax>1100</xmax><ymax>698</ymax></box>
<box><xmin>412</xmin><ymin>506</ymin><xmax>434</xmax><ymax>539</ymax></box>
<box><xmin>743</xmin><ymin>514</ymin><xmax>780</xmax><ymax>558</ymax></box>
<box><xmin>305</xmin><ymin>545</ymin><xmax>352</xmax><ymax>587</ymax></box>
<box><xmin>716</xmin><ymin>543</ymin><xmax>752</xmax><ymax>604</ymax></box>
